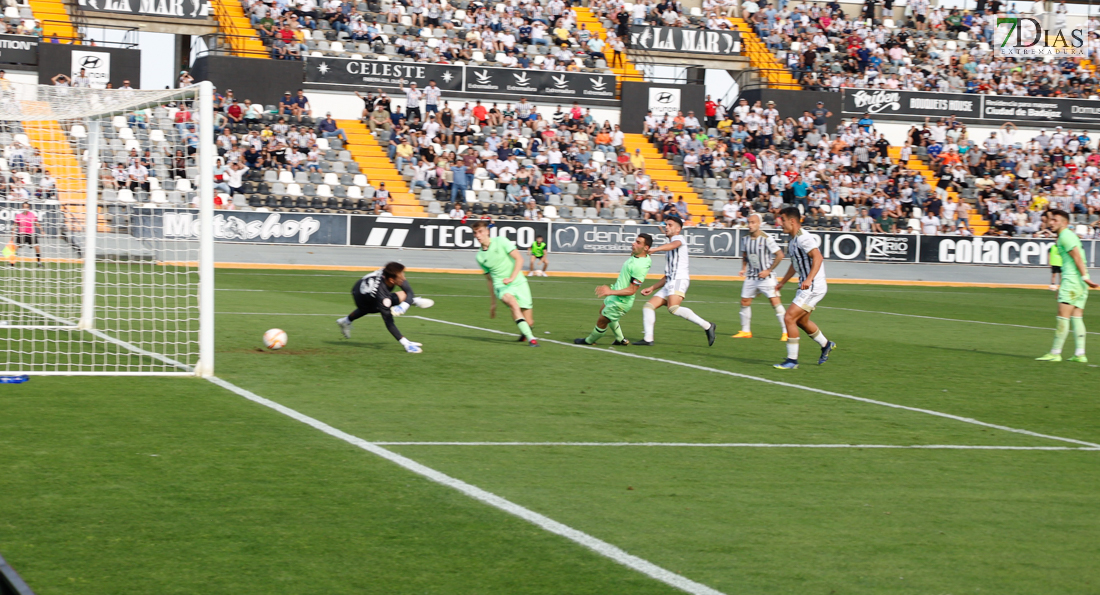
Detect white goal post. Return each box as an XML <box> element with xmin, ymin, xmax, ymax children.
<box><xmin>0</xmin><ymin>80</ymin><xmax>214</xmax><ymax>375</ymax></box>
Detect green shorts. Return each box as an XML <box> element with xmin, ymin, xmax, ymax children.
<box><xmin>600</xmin><ymin>297</ymin><xmax>632</xmax><ymax>322</ymax></box>
<box><xmin>1058</xmin><ymin>279</ymin><xmax>1089</xmax><ymax>309</ymax></box>
<box><xmin>496</xmin><ymin>279</ymin><xmax>533</xmax><ymax>309</ymax></box>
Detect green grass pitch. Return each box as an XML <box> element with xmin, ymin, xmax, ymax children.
<box><xmin>2</xmin><ymin>269</ymin><xmax>1099</xmax><ymax>594</ymax></box>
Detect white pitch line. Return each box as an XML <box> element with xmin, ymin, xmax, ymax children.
<box><xmin>411</xmin><ymin>315</ymin><xmax>1100</xmax><ymax>449</ymax></box>
<box><xmin>205</xmin><ymin>376</ymin><xmax>727</xmax><ymax>595</ymax></box>
<box><xmin>818</xmin><ymin>305</ymin><xmax>1100</xmax><ymax>335</ymax></box>
<box><xmin>373</xmin><ymin>442</ymin><xmax>1100</xmax><ymax>451</ymax></box>
<box><xmin>217</xmin><ymin>290</ymin><xmax>1098</xmax><ymax>335</ymax></box>
<box><xmin>219</xmin><ymin>311</ymin><xmax>347</xmax><ymax>316</ymax></box>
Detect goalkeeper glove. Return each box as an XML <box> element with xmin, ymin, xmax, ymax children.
<box><xmin>391</xmin><ymin>302</ymin><xmax>410</xmax><ymax>316</ymax></box>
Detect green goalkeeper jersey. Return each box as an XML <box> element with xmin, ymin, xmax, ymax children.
<box><xmin>607</xmin><ymin>254</ymin><xmax>652</xmax><ymax>310</ymax></box>
<box><xmin>477</xmin><ymin>236</ymin><xmax>527</xmax><ymax>289</ymax></box>
<box><xmin>1057</xmin><ymin>228</ymin><xmax>1086</xmax><ymax>283</ymax></box>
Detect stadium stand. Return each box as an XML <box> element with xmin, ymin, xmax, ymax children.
<box><xmin>24</xmin><ymin>0</ymin><xmax>75</xmax><ymax>41</ymax></box>
<box><xmin>725</xmin><ymin>0</ymin><xmax>1098</xmax><ymax>97</ymax></box>
<box><xmin>212</xmin><ymin>0</ymin><xmax>270</xmax><ymax>57</ymax></box>
<box><xmin>238</xmin><ymin>0</ymin><xmax>636</xmax><ymax>76</ymax></box>
<box><xmin>9</xmin><ymin>83</ymin><xmax>1099</xmax><ymax>237</ymax></box>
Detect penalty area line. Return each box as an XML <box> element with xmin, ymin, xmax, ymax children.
<box><xmin>204</xmin><ymin>376</ymin><xmax>727</xmax><ymax>595</ymax></box>
<box><xmin>374</xmin><ymin>442</ymin><xmax>1100</xmax><ymax>451</ymax></box>
<box><xmin>411</xmin><ymin>315</ymin><xmax>1100</xmax><ymax>450</ymax></box>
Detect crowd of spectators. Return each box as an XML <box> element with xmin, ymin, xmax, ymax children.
<box><xmin>636</xmin><ymin>93</ymin><xmax>1100</xmax><ymax>237</ymax></box>
<box><xmin>243</xmin><ymin>0</ymin><xmax>629</xmax><ymax>73</ymax></box>
<box><xmin>920</xmin><ymin>119</ymin><xmax>1100</xmax><ymax>238</ymax></box>
<box><xmin>1</xmin><ymin>0</ymin><xmax>41</xmax><ymax>38</ymax></box>
<box><xmin>739</xmin><ymin>0</ymin><xmax>1100</xmax><ymax>98</ymax></box>
<box><xmin>360</xmin><ymin>86</ymin><xmax>689</xmax><ymax>221</ymax></box>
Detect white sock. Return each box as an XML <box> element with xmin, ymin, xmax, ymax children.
<box><xmin>774</xmin><ymin>304</ymin><xmax>786</xmax><ymax>333</ymax></box>
<box><xmin>673</xmin><ymin>306</ymin><xmax>710</xmax><ymax>329</ymax></box>
<box><xmin>643</xmin><ymin>306</ymin><xmax>656</xmax><ymax>342</ymax></box>
<box><xmin>787</xmin><ymin>337</ymin><xmax>799</xmax><ymax>360</ymax></box>
<box><xmin>739</xmin><ymin>306</ymin><xmax>751</xmax><ymax>332</ymax></box>
<box><xmin>809</xmin><ymin>329</ymin><xmax>828</xmax><ymax>347</ymax></box>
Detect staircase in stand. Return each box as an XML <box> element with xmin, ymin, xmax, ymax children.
<box><xmin>338</xmin><ymin>120</ymin><xmax>426</xmax><ymax>217</ymax></box>
<box><xmin>621</xmin><ymin>134</ymin><xmax>709</xmax><ymax>222</ymax></box>
<box><xmin>19</xmin><ymin>103</ymin><xmax>108</xmax><ymax>233</ymax></box>
<box><xmin>574</xmin><ymin>7</ymin><xmax>643</xmax><ymax>94</ymax></box>
<box><xmin>211</xmin><ymin>0</ymin><xmax>268</xmax><ymax>57</ymax></box>
<box><xmin>27</xmin><ymin>0</ymin><xmax>77</xmax><ymax>40</ymax></box>
<box><xmin>726</xmin><ymin>17</ymin><xmax>800</xmax><ymax>90</ymax></box>
<box><xmin>890</xmin><ymin>146</ymin><xmax>988</xmax><ymax>235</ymax></box>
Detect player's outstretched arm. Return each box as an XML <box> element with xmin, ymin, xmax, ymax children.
<box><xmin>647</xmin><ymin>240</ymin><xmax>682</xmax><ymax>254</ymax></box>
<box><xmin>1068</xmin><ymin>247</ymin><xmax>1100</xmax><ymax>289</ymax></box>
<box><xmin>380</xmin><ymin>309</ymin><xmax>405</xmax><ymax>341</ymax></box>
<box><xmin>597</xmin><ymin>283</ymin><xmax>639</xmax><ymax>298</ymax></box>
<box><xmin>641</xmin><ymin>276</ymin><xmax>666</xmax><ymax>296</ymax></box>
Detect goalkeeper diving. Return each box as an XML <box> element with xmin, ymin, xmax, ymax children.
<box><xmin>337</xmin><ymin>262</ymin><xmax>434</xmax><ymax>352</ymax></box>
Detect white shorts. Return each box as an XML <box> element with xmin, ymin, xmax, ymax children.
<box><xmin>741</xmin><ymin>276</ymin><xmax>779</xmax><ymax>299</ymax></box>
<box><xmin>656</xmin><ymin>278</ymin><xmax>690</xmax><ymax>299</ymax></box>
<box><xmin>791</xmin><ymin>288</ymin><xmax>827</xmax><ymax>312</ymax></box>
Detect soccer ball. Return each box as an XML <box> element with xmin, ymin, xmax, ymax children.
<box><xmin>263</xmin><ymin>328</ymin><xmax>288</xmax><ymax>350</ymax></box>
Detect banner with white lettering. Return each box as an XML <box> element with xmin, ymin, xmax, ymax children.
<box><xmin>348</xmin><ymin>215</ymin><xmax>548</xmax><ymax>249</ymax></box>
<box><xmin>843</xmin><ymin>88</ymin><xmax>1100</xmax><ymax>126</ymax></box>
<box><xmin>307</xmin><ymin>58</ymin><xmax>463</xmax><ymax>92</ymax></box>
<box><xmin>0</xmin><ymin>34</ymin><xmax>37</xmax><ymax>66</ymax></box>
<box><xmin>630</xmin><ymin>25</ymin><xmax>741</xmax><ymax>55</ymax></box>
<box><xmin>76</xmin><ymin>0</ymin><xmax>210</xmax><ymax>19</ymax></box>
<box><xmin>305</xmin><ymin>57</ymin><xmax>615</xmax><ymax>103</ymax></box>
<box><xmin>132</xmin><ymin>208</ymin><xmax>348</xmax><ymax>245</ymax></box>
<box><xmin>843</xmin><ymin>89</ymin><xmax>981</xmax><ymax>119</ymax></box>
<box><xmin>550</xmin><ymin>222</ymin><xmax>739</xmax><ymax>257</ymax></box>
<box><xmin>919</xmin><ymin>235</ymin><xmax>1059</xmax><ymax>266</ymax></box>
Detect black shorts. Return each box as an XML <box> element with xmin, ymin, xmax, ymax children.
<box><xmin>16</xmin><ymin>233</ymin><xmax>37</xmax><ymax>245</ymax></box>
<box><xmin>1052</xmin><ymin>265</ymin><xmax>1062</xmax><ymax>274</ymax></box>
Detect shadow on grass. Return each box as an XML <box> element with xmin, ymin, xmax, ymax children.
<box><xmin>933</xmin><ymin>345</ymin><xmax>1039</xmax><ymax>360</ymax></box>
<box><xmin>320</xmin><ymin>340</ymin><xmax>387</xmax><ymax>349</ymax></box>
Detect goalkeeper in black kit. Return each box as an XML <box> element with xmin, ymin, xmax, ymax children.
<box><xmin>336</xmin><ymin>262</ymin><xmax>434</xmax><ymax>353</ymax></box>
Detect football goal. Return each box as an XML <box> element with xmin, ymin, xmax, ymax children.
<box><xmin>0</xmin><ymin>80</ymin><xmax>214</xmax><ymax>375</ymax></box>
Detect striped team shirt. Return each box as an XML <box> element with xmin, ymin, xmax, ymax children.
<box><xmin>742</xmin><ymin>232</ymin><xmax>781</xmax><ymax>278</ymax></box>
<box><xmin>664</xmin><ymin>233</ymin><xmax>690</xmax><ymax>280</ymax></box>
<box><xmin>788</xmin><ymin>230</ymin><xmax>828</xmax><ymax>292</ymax></box>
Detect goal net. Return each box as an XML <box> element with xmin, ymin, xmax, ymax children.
<box><xmin>0</xmin><ymin>81</ymin><xmax>214</xmax><ymax>375</ymax></box>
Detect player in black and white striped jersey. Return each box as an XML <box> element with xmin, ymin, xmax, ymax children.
<box><xmin>732</xmin><ymin>213</ymin><xmax>788</xmax><ymax>341</ymax></box>
<box><xmin>774</xmin><ymin>207</ymin><xmax>835</xmax><ymax>369</ymax></box>
<box><xmin>635</xmin><ymin>215</ymin><xmax>717</xmax><ymax>347</ymax></box>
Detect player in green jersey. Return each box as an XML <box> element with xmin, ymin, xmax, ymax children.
<box><xmin>528</xmin><ymin>235</ymin><xmax>549</xmax><ymax>277</ymax></box>
<box><xmin>472</xmin><ymin>221</ymin><xmax>538</xmax><ymax>346</ymax></box>
<box><xmin>574</xmin><ymin>233</ymin><xmax>654</xmax><ymax>346</ymax></box>
<box><xmin>1037</xmin><ymin>210</ymin><xmax>1099</xmax><ymax>363</ymax></box>
<box><xmin>1049</xmin><ymin>242</ymin><xmax>1062</xmax><ymax>291</ymax></box>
